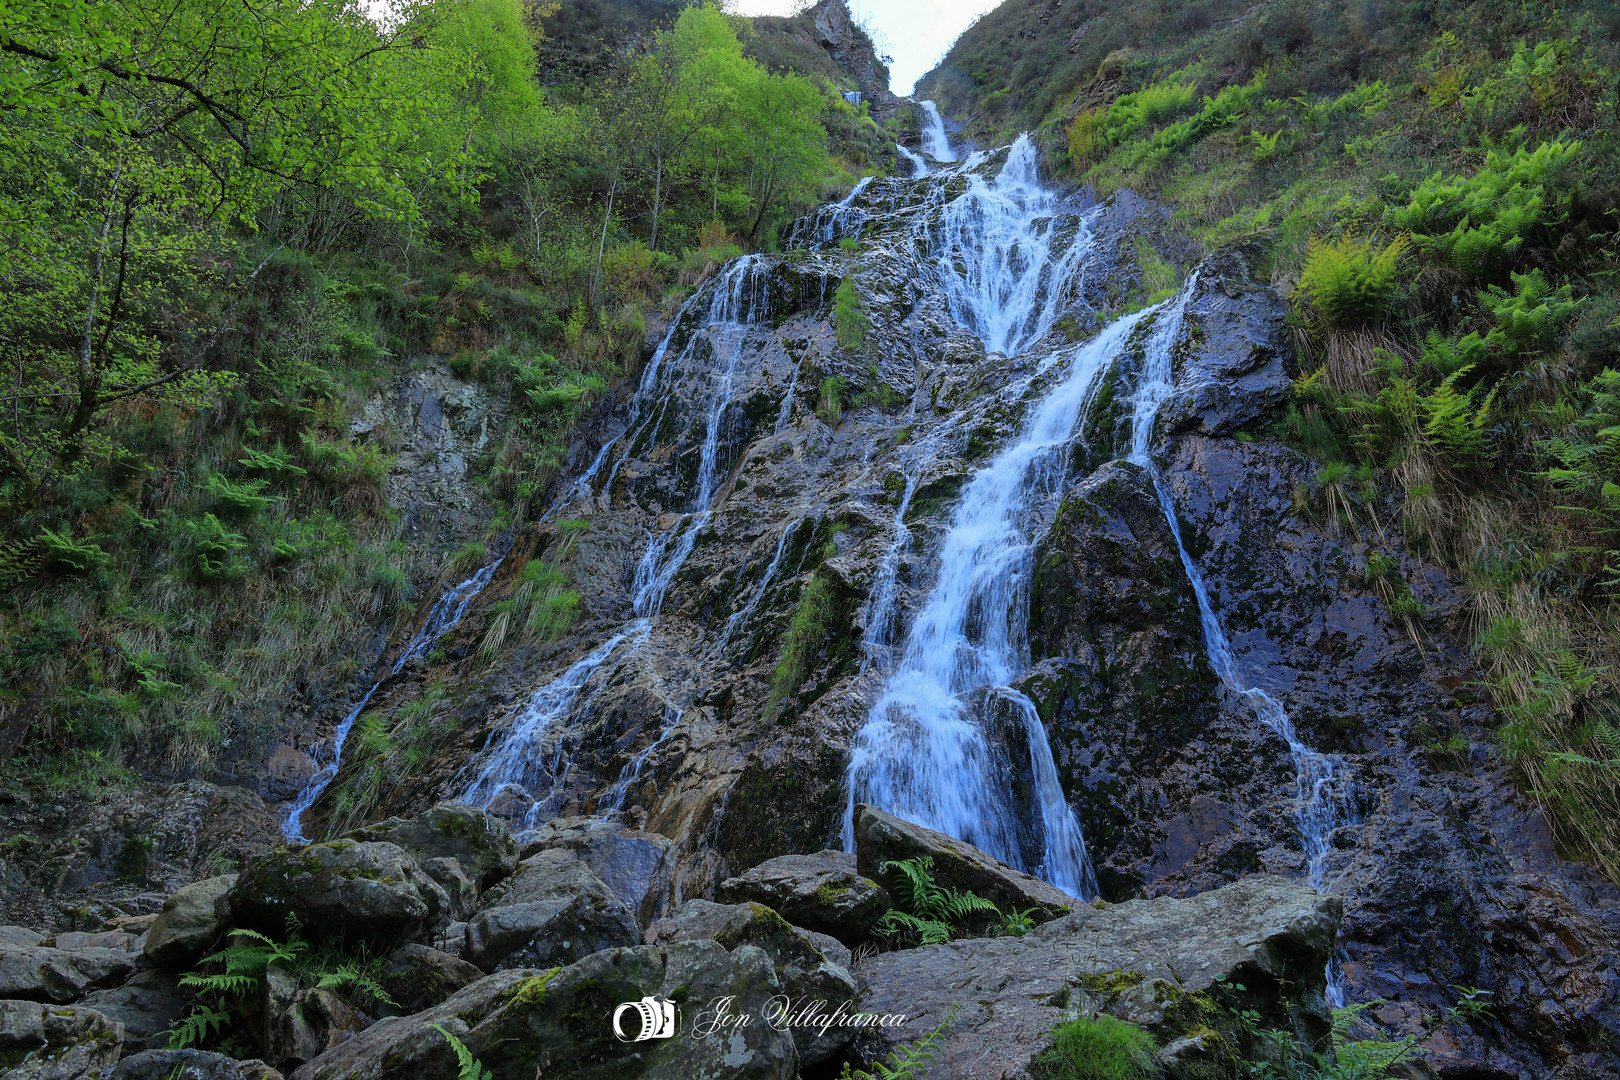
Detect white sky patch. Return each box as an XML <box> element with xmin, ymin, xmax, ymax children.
<box><xmin>729</xmin><ymin>0</ymin><xmax>1001</xmax><ymax>96</ymax></box>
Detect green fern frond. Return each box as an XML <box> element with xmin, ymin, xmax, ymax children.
<box><xmin>431</xmin><ymin>1024</ymin><xmax>493</xmax><ymax>1080</ymax></box>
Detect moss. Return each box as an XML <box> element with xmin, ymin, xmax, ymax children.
<box><xmin>504</xmin><ymin>967</ymin><xmax>562</xmax><ymax>1008</ymax></box>
<box><xmin>813</xmin><ymin>881</ymin><xmax>852</xmax><ymax>904</ymax></box>
<box><xmin>1080</xmin><ymin>968</ymin><xmax>1145</xmax><ymax>997</ymax></box>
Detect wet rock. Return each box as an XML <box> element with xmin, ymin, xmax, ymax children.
<box><xmin>375</xmin><ymin>943</ymin><xmax>482</xmax><ymax>1016</ymax></box>
<box><xmin>144</xmin><ymin>875</ymin><xmax>236</xmax><ymax>967</ymax></box>
<box><xmin>79</xmin><ymin>969</ymin><xmax>187</xmax><ymax>1053</ymax></box>
<box><xmin>229</xmin><ymin>842</ymin><xmax>449</xmax><ymax>948</ymax></box>
<box><xmin>1154</xmin><ymin>241</ymin><xmax>1293</xmax><ymax>439</ymax></box>
<box><xmin>0</xmin><ymin>1001</ymin><xmax>122</xmax><ymax>1080</ymax></box>
<box><xmin>717</xmin><ymin>850</ymin><xmax>889</xmax><ymax>943</ymax></box>
<box><xmin>856</xmin><ymin>876</ymin><xmax>1340</xmax><ymax>1078</ymax></box>
<box><xmin>292</xmin><ymin>943</ymin><xmax>797</xmax><ymax>1080</ymax></box>
<box><xmin>347</xmin><ymin>803</ymin><xmax>517</xmax><ymax>892</ymax></box>
<box><xmin>0</xmin><ymin>945</ymin><xmax>137</xmax><ymax>1004</ymax></box>
<box><xmin>110</xmin><ymin>1049</ymin><xmax>282</xmax><ymax>1080</ymax></box>
<box><xmin>519</xmin><ymin>818</ymin><xmax>672</xmax><ymax>926</ymax></box>
<box><xmin>645</xmin><ymin>899</ymin><xmax>858</xmax><ymax>1066</ymax></box>
<box><xmin>852</xmin><ymin>805</ymin><xmax>1075</xmax><ymax>919</ymax></box>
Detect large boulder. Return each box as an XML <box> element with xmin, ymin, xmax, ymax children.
<box><xmin>0</xmin><ymin>1001</ymin><xmax>123</xmax><ymax>1080</ymax></box>
<box><xmin>718</xmin><ymin>850</ymin><xmax>888</xmax><ymax>943</ymax></box>
<box><xmin>109</xmin><ymin>1049</ymin><xmax>281</xmax><ymax>1080</ymax></box>
<box><xmin>852</xmin><ymin>804</ymin><xmax>1075</xmax><ymax>920</ymax></box>
<box><xmin>80</xmin><ymin>969</ymin><xmax>188</xmax><ymax>1053</ymax></box>
<box><xmin>464</xmin><ymin>848</ymin><xmax>641</xmax><ymax>971</ymax></box>
<box><xmin>519</xmin><ymin>818</ymin><xmax>673</xmax><ymax>927</ymax></box>
<box><xmin>229</xmin><ymin>841</ymin><xmax>449</xmax><ymax>947</ymax></box>
<box><xmin>375</xmin><ymin>943</ymin><xmax>483</xmax><ymax>1016</ymax></box>
<box><xmin>348</xmin><ymin>803</ymin><xmax>517</xmax><ymax>892</ymax></box>
<box><xmin>645</xmin><ymin>900</ymin><xmax>857</xmax><ymax>1067</ymax></box>
<box><xmin>260</xmin><ymin>968</ymin><xmax>367</xmax><ymax>1073</ymax></box>
<box><xmin>855</xmin><ymin>876</ymin><xmax>1341</xmax><ymax>1078</ymax></box>
<box><xmin>291</xmin><ymin>943</ymin><xmax>798</xmax><ymax>1080</ymax></box>
<box><xmin>0</xmin><ymin>945</ymin><xmax>137</xmax><ymax>1003</ymax></box>
<box><xmin>144</xmin><ymin>875</ymin><xmax>237</xmax><ymax>967</ymax></box>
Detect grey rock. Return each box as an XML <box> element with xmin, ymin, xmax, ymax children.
<box><xmin>0</xmin><ymin>1002</ymin><xmax>122</xmax><ymax>1080</ymax></box>
<box><xmin>856</xmin><ymin>876</ymin><xmax>1340</xmax><ymax>1078</ymax></box>
<box><xmin>718</xmin><ymin>850</ymin><xmax>889</xmax><ymax>943</ymax></box>
<box><xmin>347</xmin><ymin>803</ymin><xmax>517</xmax><ymax>892</ymax></box>
<box><xmin>80</xmin><ymin>969</ymin><xmax>187</xmax><ymax>1053</ymax></box>
<box><xmin>464</xmin><ymin>893</ymin><xmax>639</xmax><ymax>973</ymax></box>
<box><xmin>519</xmin><ymin>818</ymin><xmax>673</xmax><ymax>926</ymax></box>
<box><xmin>292</xmin><ymin>943</ymin><xmax>797</xmax><ymax>1080</ymax></box>
<box><xmin>110</xmin><ymin>1049</ymin><xmax>282</xmax><ymax>1080</ymax></box>
<box><xmin>0</xmin><ymin>946</ymin><xmax>137</xmax><ymax>1004</ymax></box>
<box><xmin>852</xmin><ymin>804</ymin><xmax>1076</xmax><ymax>920</ymax></box>
<box><xmin>260</xmin><ymin>967</ymin><xmax>366</xmax><ymax>1073</ymax></box>
<box><xmin>51</xmin><ymin>931</ymin><xmax>137</xmax><ymax>953</ymax></box>
<box><xmin>144</xmin><ymin>875</ymin><xmax>237</xmax><ymax>967</ymax></box>
<box><xmin>645</xmin><ymin>900</ymin><xmax>858</xmax><ymax>1066</ymax></box>
<box><xmin>229</xmin><ymin>841</ymin><xmax>449</xmax><ymax>947</ymax></box>
<box><xmin>376</xmin><ymin>943</ymin><xmax>482</xmax><ymax>1016</ymax></box>
<box><xmin>0</xmin><ymin>931</ymin><xmax>41</xmax><ymax>949</ymax></box>
<box><xmin>419</xmin><ymin>858</ymin><xmax>477</xmax><ymax>922</ymax></box>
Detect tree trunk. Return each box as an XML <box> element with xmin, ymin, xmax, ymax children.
<box><xmin>651</xmin><ymin>156</ymin><xmax>664</xmax><ymax>253</ymax></box>
<box><xmin>593</xmin><ymin>176</ymin><xmax>618</xmax><ymax>307</ymax></box>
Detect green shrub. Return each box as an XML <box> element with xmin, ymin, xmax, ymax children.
<box><xmin>1033</xmin><ymin>1014</ymin><xmax>1157</xmax><ymax>1080</ymax></box>
<box><xmin>205</xmin><ymin>473</ymin><xmax>272</xmax><ymax>520</ymax></box>
<box><xmin>834</xmin><ymin>278</ymin><xmax>868</xmax><ymax>350</ymax></box>
<box><xmin>1385</xmin><ymin>140</ymin><xmax>1581</xmax><ymax>279</ymax></box>
<box><xmin>817</xmin><ymin>375</ymin><xmax>848</xmax><ymax>426</ymax></box>
<box><xmin>183</xmin><ymin>514</ymin><xmax>252</xmax><ymax>581</ymax></box>
<box><xmin>765</xmin><ymin>573</ymin><xmax>841</xmax><ymax>718</ymax></box>
<box><xmin>1296</xmin><ymin>232</ymin><xmax>1409</xmax><ymax>328</ymax></box>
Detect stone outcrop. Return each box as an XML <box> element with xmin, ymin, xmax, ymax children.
<box><xmin>463</xmin><ymin>848</ymin><xmax>641</xmax><ymax>971</ymax></box>
<box><xmin>143</xmin><ymin>875</ymin><xmax>236</xmax><ymax>967</ymax></box>
<box><xmin>717</xmin><ymin>850</ymin><xmax>889</xmax><ymax>943</ymax></box>
<box><xmin>0</xmin><ymin>1001</ymin><xmax>124</xmax><ymax>1080</ymax></box>
<box><xmin>853</xmin><ymin>804</ymin><xmax>1077</xmax><ymax>919</ymax></box>
<box><xmin>348</xmin><ymin>803</ymin><xmax>518</xmax><ymax>892</ymax></box>
<box><xmin>228</xmin><ymin>841</ymin><xmax>450</xmax><ymax>947</ymax></box>
<box><xmin>856</xmin><ymin>876</ymin><xmax>1341</xmax><ymax>1078</ymax></box>
<box><xmin>0</xmin><ymin>944</ymin><xmax>137</xmax><ymax>1003</ymax></box>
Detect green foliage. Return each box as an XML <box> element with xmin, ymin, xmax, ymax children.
<box><xmin>1033</xmin><ymin>1013</ymin><xmax>1157</xmax><ymax>1080</ymax></box>
<box><xmin>1385</xmin><ymin>140</ymin><xmax>1582</xmax><ymax>279</ymax></box>
<box><xmin>430</xmin><ymin>1025</ymin><xmax>494</xmax><ymax>1080</ymax></box>
<box><xmin>872</xmin><ymin>856</ymin><xmax>1001</xmax><ymax>945</ymax></box>
<box><xmin>1420</xmin><ymin>368</ymin><xmax>1497</xmax><ymax>468</ymax></box>
<box><xmin>205</xmin><ymin>474</ymin><xmax>273</xmax><ymax>521</ymax></box>
<box><xmin>1478</xmin><ymin>270</ymin><xmax>1583</xmax><ymax>357</ymax></box>
<box><xmin>765</xmin><ymin>573</ymin><xmax>841</xmax><ymax>719</ymax></box>
<box><xmin>818</xmin><ymin>376</ymin><xmax>849</xmax><ymax>427</ymax></box>
<box><xmin>1296</xmin><ymin>233</ymin><xmax>1409</xmax><ymax>328</ymax></box>
<box><xmin>839</xmin><ymin>1006</ymin><xmax>957</xmax><ymax>1080</ymax></box>
<box><xmin>835</xmin><ymin>278</ymin><xmax>869</xmax><ymax>350</ymax></box>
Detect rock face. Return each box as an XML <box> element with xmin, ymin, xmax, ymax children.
<box><xmin>0</xmin><ymin>1001</ymin><xmax>123</xmax><ymax>1080</ymax></box>
<box><xmin>718</xmin><ymin>850</ymin><xmax>889</xmax><ymax>943</ymax></box>
<box><xmin>229</xmin><ymin>841</ymin><xmax>449</xmax><ymax>947</ymax></box>
<box><xmin>0</xmin><ymin>944</ymin><xmax>137</xmax><ymax>1003</ymax></box>
<box><xmin>291</xmin><ymin>945</ymin><xmax>798</xmax><ymax>1080</ymax></box>
<box><xmin>463</xmin><ymin>848</ymin><xmax>642</xmax><ymax>971</ymax></box>
<box><xmin>857</xmin><ymin>876</ymin><xmax>1341</xmax><ymax>1078</ymax></box>
<box><xmin>349</xmin><ymin>803</ymin><xmax>518</xmax><ymax>892</ymax></box>
<box><xmin>853</xmin><ymin>804</ymin><xmax>1076</xmax><ymax>919</ymax></box>
<box><xmin>80</xmin><ymin>969</ymin><xmax>188</xmax><ymax>1053</ymax></box>
<box><xmin>109</xmin><ymin>1049</ymin><xmax>282</xmax><ymax>1080</ymax></box>
<box><xmin>143</xmin><ymin>874</ymin><xmax>236</xmax><ymax>966</ymax></box>
<box><xmin>644</xmin><ymin>900</ymin><xmax>858</xmax><ymax>1066</ymax></box>
<box><xmin>519</xmin><ymin>818</ymin><xmax>673</xmax><ymax>926</ymax></box>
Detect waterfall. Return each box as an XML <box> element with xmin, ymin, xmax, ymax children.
<box><xmin>460</xmin><ymin>256</ymin><xmax>772</xmax><ymax>828</ymax></box>
<box><xmin>929</xmin><ymin>136</ymin><xmax>1090</xmax><ymax>357</ymax></box>
<box><xmin>280</xmin><ymin>557</ymin><xmax>502</xmax><ymax>840</ymax></box>
<box><xmin>918</xmin><ymin>100</ymin><xmax>956</xmax><ymax>162</ymax></box>
<box><xmin>845</xmin><ymin>303</ymin><xmax>1147</xmax><ymax>897</ymax></box>
<box><xmin>896</xmin><ymin>144</ymin><xmax>929</xmax><ymax>178</ymax></box>
<box><xmin>1123</xmin><ymin>281</ymin><xmax>1351</xmax><ymax>1001</ymax></box>
<box><xmin>715</xmin><ymin>517</ymin><xmax>804</xmax><ymax>658</ymax></box>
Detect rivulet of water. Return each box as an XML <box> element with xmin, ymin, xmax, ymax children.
<box><xmin>918</xmin><ymin>100</ymin><xmax>956</xmax><ymax>162</ymax></box>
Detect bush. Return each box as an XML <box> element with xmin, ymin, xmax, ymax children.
<box><xmin>1033</xmin><ymin>1014</ymin><xmax>1157</xmax><ymax>1080</ymax></box>
<box><xmin>834</xmin><ymin>278</ymin><xmax>868</xmax><ymax>350</ymax></box>
<box><xmin>1296</xmin><ymin>232</ymin><xmax>1409</xmax><ymax>328</ymax></box>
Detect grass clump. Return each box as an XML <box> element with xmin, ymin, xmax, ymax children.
<box><xmin>764</xmin><ymin>573</ymin><xmax>842</xmax><ymax>721</ymax></box>
<box><xmin>835</xmin><ymin>277</ymin><xmax>869</xmax><ymax>350</ymax></box>
<box><xmin>1033</xmin><ymin>1014</ymin><xmax>1157</xmax><ymax>1080</ymax></box>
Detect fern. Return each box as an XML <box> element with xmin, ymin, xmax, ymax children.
<box><xmin>163</xmin><ymin>1003</ymin><xmax>231</xmax><ymax>1049</ymax></box>
<box><xmin>873</xmin><ymin>857</ymin><xmax>1001</xmax><ymax>945</ymax></box>
<box><xmin>431</xmin><ymin>1025</ymin><xmax>494</xmax><ymax>1080</ymax></box>
<box><xmin>839</xmin><ymin>1006</ymin><xmax>957</xmax><ymax>1080</ymax></box>
<box><xmin>1420</xmin><ymin>366</ymin><xmax>1497</xmax><ymax>467</ymax></box>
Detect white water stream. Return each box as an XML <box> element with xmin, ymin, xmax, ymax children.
<box><xmin>918</xmin><ymin>100</ymin><xmax>956</xmax><ymax>162</ymax></box>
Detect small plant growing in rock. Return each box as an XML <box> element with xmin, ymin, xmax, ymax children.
<box><xmin>431</xmin><ymin>1025</ymin><xmax>494</xmax><ymax>1080</ymax></box>
<box><xmin>1033</xmin><ymin>1013</ymin><xmax>1157</xmax><ymax>1079</ymax></box>
<box><xmin>872</xmin><ymin>856</ymin><xmax>1000</xmax><ymax>945</ymax></box>
<box><xmin>839</xmin><ymin>1005</ymin><xmax>957</xmax><ymax>1080</ymax></box>
<box><xmin>835</xmin><ymin>278</ymin><xmax>869</xmax><ymax>350</ymax></box>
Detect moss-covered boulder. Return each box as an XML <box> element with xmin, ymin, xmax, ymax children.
<box><xmin>228</xmin><ymin>841</ymin><xmax>449</xmax><ymax>948</ymax></box>
<box><xmin>717</xmin><ymin>850</ymin><xmax>889</xmax><ymax>943</ymax></box>
<box><xmin>348</xmin><ymin>803</ymin><xmax>518</xmax><ymax>892</ymax></box>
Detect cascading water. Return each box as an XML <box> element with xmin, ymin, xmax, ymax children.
<box><xmin>918</xmin><ymin>100</ymin><xmax>956</xmax><ymax>162</ymax></box>
<box><xmin>929</xmin><ymin>137</ymin><xmax>1091</xmax><ymax>357</ymax></box>
<box><xmin>845</xmin><ymin>315</ymin><xmax>1147</xmax><ymax>898</ymax></box>
<box><xmin>1122</xmin><ymin>281</ymin><xmax>1352</xmax><ymax>1001</ymax></box>
<box><xmin>280</xmin><ymin>557</ymin><xmax>502</xmax><ymax>840</ymax></box>
<box><xmin>896</xmin><ymin>144</ymin><xmax>928</xmax><ymax>178</ymax></box>
<box><xmin>844</xmin><ymin>142</ymin><xmax>1116</xmax><ymax>897</ymax></box>
<box><xmin>461</xmin><ymin>256</ymin><xmax>773</xmax><ymax>828</ymax></box>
